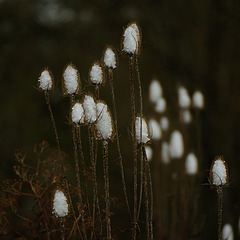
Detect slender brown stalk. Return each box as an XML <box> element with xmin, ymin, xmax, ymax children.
<box><xmin>217</xmin><ymin>186</ymin><xmax>223</xmax><ymax>240</ymax></box>
<box><xmin>103</xmin><ymin>140</ymin><xmax>112</xmax><ymax>240</ymax></box>
<box><xmin>43</xmin><ymin>91</ymin><xmax>81</xmax><ymax>237</ymax></box>
<box><xmin>70</xmin><ymin>96</ymin><xmax>87</xmax><ymax>240</ymax></box>
<box><xmin>60</xmin><ymin>218</ymin><xmax>65</xmax><ymax>240</ymax></box>
<box><xmin>129</xmin><ymin>55</ymin><xmax>138</xmax><ymax>240</ymax></box>
<box><xmin>108</xmin><ymin>68</ymin><xmax>132</xmax><ymax>220</ymax></box>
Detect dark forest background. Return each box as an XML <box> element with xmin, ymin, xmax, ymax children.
<box><xmin>1</xmin><ymin>0</ymin><xmax>240</xmax><ymax>239</ymax></box>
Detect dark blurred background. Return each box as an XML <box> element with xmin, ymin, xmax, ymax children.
<box><xmin>1</xmin><ymin>0</ymin><xmax>240</xmax><ymax>239</ymax></box>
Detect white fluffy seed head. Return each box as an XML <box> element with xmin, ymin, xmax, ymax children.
<box><xmin>103</xmin><ymin>47</ymin><xmax>117</xmax><ymax>69</ymax></box>
<box><xmin>169</xmin><ymin>130</ymin><xmax>184</xmax><ymax>159</ymax></box>
<box><xmin>155</xmin><ymin>97</ymin><xmax>167</xmax><ymax>113</ymax></box>
<box><xmin>161</xmin><ymin>141</ymin><xmax>170</xmax><ymax>164</ymax></box>
<box><xmin>95</xmin><ymin>101</ymin><xmax>114</xmax><ymax>140</ymax></box>
<box><xmin>135</xmin><ymin>117</ymin><xmax>150</xmax><ymax>144</ymax></box>
<box><xmin>38</xmin><ymin>68</ymin><xmax>54</xmax><ymax>91</ymax></box>
<box><xmin>180</xmin><ymin>109</ymin><xmax>192</xmax><ymax>124</ymax></box>
<box><xmin>178</xmin><ymin>86</ymin><xmax>191</xmax><ymax>109</ymax></box>
<box><xmin>89</xmin><ymin>63</ymin><xmax>104</xmax><ymax>85</ymax></box>
<box><xmin>192</xmin><ymin>90</ymin><xmax>204</xmax><ymax>109</ymax></box>
<box><xmin>52</xmin><ymin>190</ymin><xmax>69</xmax><ymax>218</ymax></box>
<box><xmin>63</xmin><ymin>63</ymin><xmax>80</xmax><ymax>95</ymax></box>
<box><xmin>71</xmin><ymin>102</ymin><xmax>85</xmax><ymax>125</ymax></box>
<box><xmin>148</xmin><ymin>119</ymin><xmax>162</xmax><ymax>141</ymax></box>
<box><xmin>149</xmin><ymin>79</ymin><xmax>162</xmax><ymax>104</ymax></box>
<box><xmin>122</xmin><ymin>22</ymin><xmax>141</xmax><ymax>55</ymax></box>
<box><xmin>82</xmin><ymin>95</ymin><xmax>97</xmax><ymax>124</ymax></box>
<box><xmin>210</xmin><ymin>157</ymin><xmax>228</xmax><ymax>187</ymax></box>
<box><xmin>160</xmin><ymin>117</ymin><xmax>169</xmax><ymax>132</ymax></box>
<box><xmin>145</xmin><ymin>145</ymin><xmax>153</xmax><ymax>162</ymax></box>
<box><xmin>185</xmin><ymin>153</ymin><xmax>198</xmax><ymax>175</ymax></box>
<box><xmin>222</xmin><ymin>223</ymin><xmax>234</xmax><ymax>240</ymax></box>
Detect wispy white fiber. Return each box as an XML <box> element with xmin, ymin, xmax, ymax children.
<box><xmin>178</xmin><ymin>86</ymin><xmax>191</xmax><ymax>109</ymax></box>
<box><xmin>95</xmin><ymin>102</ymin><xmax>113</xmax><ymax>140</ymax></box>
<box><xmin>52</xmin><ymin>190</ymin><xmax>69</xmax><ymax>218</ymax></box>
<box><xmin>160</xmin><ymin>117</ymin><xmax>169</xmax><ymax>132</ymax></box>
<box><xmin>83</xmin><ymin>95</ymin><xmax>97</xmax><ymax>124</ymax></box>
<box><xmin>169</xmin><ymin>130</ymin><xmax>184</xmax><ymax>159</ymax></box>
<box><xmin>149</xmin><ymin>79</ymin><xmax>162</xmax><ymax>104</ymax></box>
<box><xmin>63</xmin><ymin>64</ymin><xmax>79</xmax><ymax>94</ymax></box>
<box><xmin>211</xmin><ymin>158</ymin><xmax>228</xmax><ymax>186</ymax></box>
<box><xmin>222</xmin><ymin>223</ymin><xmax>234</xmax><ymax>240</ymax></box>
<box><xmin>185</xmin><ymin>153</ymin><xmax>198</xmax><ymax>175</ymax></box>
<box><xmin>145</xmin><ymin>145</ymin><xmax>153</xmax><ymax>161</ymax></box>
<box><xmin>181</xmin><ymin>109</ymin><xmax>192</xmax><ymax>124</ymax></box>
<box><xmin>192</xmin><ymin>90</ymin><xmax>204</xmax><ymax>109</ymax></box>
<box><xmin>122</xmin><ymin>22</ymin><xmax>140</xmax><ymax>55</ymax></box>
<box><xmin>161</xmin><ymin>141</ymin><xmax>170</xmax><ymax>164</ymax></box>
<box><xmin>90</xmin><ymin>63</ymin><xmax>103</xmax><ymax>85</ymax></box>
<box><xmin>104</xmin><ymin>47</ymin><xmax>117</xmax><ymax>69</ymax></box>
<box><xmin>148</xmin><ymin>119</ymin><xmax>162</xmax><ymax>141</ymax></box>
<box><xmin>155</xmin><ymin>97</ymin><xmax>167</xmax><ymax>113</ymax></box>
<box><xmin>72</xmin><ymin>102</ymin><xmax>85</xmax><ymax>125</ymax></box>
<box><xmin>39</xmin><ymin>69</ymin><xmax>53</xmax><ymax>91</ymax></box>
<box><xmin>135</xmin><ymin>117</ymin><xmax>150</xmax><ymax>144</ymax></box>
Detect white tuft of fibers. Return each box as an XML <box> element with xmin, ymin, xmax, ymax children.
<box><xmin>160</xmin><ymin>117</ymin><xmax>169</xmax><ymax>132</ymax></box>
<box><xmin>192</xmin><ymin>90</ymin><xmax>204</xmax><ymax>109</ymax></box>
<box><xmin>38</xmin><ymin>69</ymin><xmax>53</xmax><ymax>91</ymax></box>
<box><xmin>122</xmin><ymin>22</ymin><xmax>140</xmax><ymax>55</ymax></box>
<box><xmin>145</xmin><ymin>145</ymin><xmax>153</xmax><ymax>161</ymax></box>
<box><xmin>104</xmin><ymin>47</ymin><xmax>117</xmax><ymax>69</ymax></box>
<box><xmin>148</xmin><ymin>118</ymin><xmax>162</xmax><ymax>141</ymax></box>
<box><xmin>63</xmin><ymin>64</ymin><xmax>79</xmax><ymax>94</ymax></box>
<box><xmin>161</xmin><ymin>141</ymin><xmax>170</xmax><ymax>164</ymax></box>
<box><xmin>222</xmin><ymin>223</ymin><xmax>234</xmax><ymax>240</ymax></box>
<box><xmin>211</xmin><ymin>158</ymin><xmax>228</xmax><ymax>186</ymax></box>
<box><xmin>185</xmin><ymin>153</ymin><xmax>198</xmax><ymax>175</ymax></box>
<box><xmin>149</xmin><ymin>79</ymin><xmax>162</xmax><ymax>104</ymax></box>
<box><xmin>180</xmin><ymin>109</ymin><xmax>192</xmax><ymax>124</ymax></box>
<box><xmin>52</xmin><ymin>190</ymin><xmax>69</xmax><ymax>218</ymax></box>
<box><xmin>135</xmin><ymin>117</ymin><xmax>150</xmax><ymax>144</ymax></box>
<box><xmin>83</xmin><ymin>95</ymin><xmax>97</xmax><ymax>124</ymax></box>
<box><xmin>178</xmin><ymin>86</ymin><xmax>191</xmax><ymax>109</ymax></box>
<box><xmin>90</xmin><ymin>63</ymin><xmax>104</xmax><ymax>85</ymax></box>
<box><xmin>155</xmin><ymin>97</ymin><xmax>167</xmax><ymax>113</ymax></box>
<box><xmin>169</xmin><ymin>130</ymin><xmax>184</xmax><ymax>159</ymax></box>
<box><xmin>95</xmin><ymin>102</ymin><xmax>113</xmax><ymax>140</ymax></box>
<box><xmin>72</xmin><ymin>102</ymin><xmax>85</xmax><ymax>125</ymax></box>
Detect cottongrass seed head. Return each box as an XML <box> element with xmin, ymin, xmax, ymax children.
<box><xmin>222</xmin><ymin>223</ymin><xmax>234</xmax><ymax>240</ymax></box>
<box><xmin>149</xmin><ymin>79</ymin><xmax>162</xmax><ymax>104</ymax></box>
<box><xmin>103</xmin><ymin>46</ymin><xmax>117</xmax><ymax>69</ymax></box>
<box><xmin>122</xmin><ymin>21</ymin><xmax>141</xmax><ymax>55</ymax></box>
<box><xmin>82</xmin><ymin>94</ymin><xmax>97</xmax><ymax>125</ymax></box>
<box><xmin>160</xmin><ymin>117</ymin><xmax>169</xmax><ymax>132</ymax></box>
<box><xmin>169</xmin><ymin>130</ymin><xmax>184</xmax><ymax>159</ymax></box>
<box><xmin>192</xmin><ymin>90</ymin><xmax>204</xmax><ymax>109</ymax></box>
<box><xmin>52</xmin><ymin>189</ymin><xmax>69</xmax><ymax>218</ymax></box>
<box><xmin>148</xmin><ymin>118</ymin><xmax>162</xmax><ymax>141</ymax></box>
<box><xmin>161</xmin><ymin>141</ymin><xmax>170</xmax><ymax>164</ymax></box>
<box><xmin>135</xmin><ymin>116</ymin><xmax>150</xmax><ymax>144</ymax></box>
<box><xmin>89</xmin><ymin>62</ymin><xmax>104</xmax><ymax>85</ymax></box>
<box><xmin>180</xmin><ymin>109</ymin><xmax>192</xmax><ymax>124</ymax></box>
<box><xmin>145</xmin><ymin>145</ymin><xmax>153</xmax><ymax>161</ymax></box>
<box><xmin>62</xmin><ymin>63</ymin><xmax>81</xmax><ymax>95</ymax></box>
<box><xmin>71</xmin><ymin>102</ymin><xmax>85</xmax><ymax>125</ymax></box>
<box><xmin>95</xmin><ymin>101</ymin><xmax>114</xmax><ymax>140</ymax></box>
<box><xmin>38</xmin><ymin>68</ymin><xmax>54</xmax><ymax>91</ymax></box>
<box><xmin>185</xmin><ymin>153</ymin><xmax>198</xmax><ymax>175</ymax></box>
<box><xmin>155</xmin><ymin>97</ymin><xmax>167</xmax><ymax>113</ymax></box>
<box><xmin>210</xmin><ymin>156</ymin><xmax>228</xmax><ymax>187</ymax></box>
<box><xmin>178</xmin><ymin>86</ymin><xmax>191</xmax><ymax>109</ymax></box>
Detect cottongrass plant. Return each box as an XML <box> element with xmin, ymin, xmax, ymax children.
<box><xmin>210</xmin><ymin>156</ymin><xmax>229</xmax><ymax>240</ymax></box>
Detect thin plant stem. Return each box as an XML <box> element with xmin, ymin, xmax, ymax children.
<box><xmin>60</xmin><ymin>218</ymin><xmax>65</xmax><ymax>240</ymax></box>
<box><xmin>135</xmin><ymin>57</ymin><xmax>144</xmax><ymax>221</ymax></box>
<box><xmin>103</xmin><ymin>140</ymin><xmax>112</xmax><ymax>240</ymax></box>
<box><xmin>217</xmin><ymin>186</ymin><xmax>223</xmax><ymax>240</ymax></box>
<box><xmin>70</xmin><ymin>96</ymin><xmax>87</xmax><ymax>240</ymax></box>
<box><xmin>43</xmin><ymin>91</ymin><xmax>81</xmax><ymax>237</ymax></box>
<box><xmin>108</xmin><ymin>68</ymin><xmax>132</xmax><ymax>220</ymax></box>
<box><xmin>129</xmin><ymin>55</ymin><xmax>138</xmax><ymax>240</ymax></box>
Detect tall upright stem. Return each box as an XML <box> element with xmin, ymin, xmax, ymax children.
<box><xmin>217</xmin><ymin>187</ymin><xmax>223</xmax><ymax>240</ymax></box>
<box><xmin>103</xmin><ymin>141</ymin><xmax>112</xmax><ymax>240</ymax></box>
<box><xmin>108</xmin><ymin>68</ymin><xmax>132</xmax><ymax>220</ymax></box>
